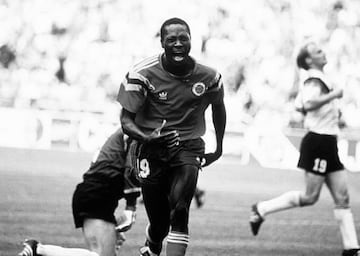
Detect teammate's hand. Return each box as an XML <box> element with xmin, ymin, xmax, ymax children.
<box><xmin>146</xmin><ymin>120</ymin><xmax>180</xmax><ymax>148</ymax></box>
<box><xmin>115</xmin><ymin>231</ymin><xmax>126</xmax><ymax>247</ymax></box>
<box><xmin>201</xmin><ymin>150</ymin><xmax>222</xmax><ymax>167</ymax></box>
<box><xmin>116</xmin><ymin>210</ymin><xmax>136</xmax><ymax>232</ymax></box>
<box><xmin>332</xmin><ymin>88</ymin><xmax>343</xmax><ymax>99</ymax></box>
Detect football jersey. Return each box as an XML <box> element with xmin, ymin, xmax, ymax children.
<box><xmin>300</xmin><ymin>69</ymin><xmax>340</xmax><ymax>135</ymax></box>
<box><xmin>83</xmin><ymin>128</ymin><xmax>126</xmax><ymax>180</ymax></box>
<box><xmin>117</xmin><ymin>54</ymin><xmax>224</xmax><ymax>141</ymax></box>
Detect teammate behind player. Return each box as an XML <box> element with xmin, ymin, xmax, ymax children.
<box><xmin>249</xmin><ymin>42</ymin><xmax>360</xmax><ymax>256</ymax></box>
<box><xmin>118</xmin><ymin>17</ymin><xmax>226</xmax><ymax>256</ymax></box>
<box><xmin>194</xmin><ymin>187</ymin><xmax>205</xmax><ymax>208</ymax></box>
<box><xmin>18</xmin><ymin>128</ymin><xmax>141</xmax><ymax>256</ymax></box>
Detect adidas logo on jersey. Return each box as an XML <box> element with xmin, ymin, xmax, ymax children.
<box><xmin>158</xmin><ymin>91</ymin><xmax>168</xmax><ymax>100</ymax></box>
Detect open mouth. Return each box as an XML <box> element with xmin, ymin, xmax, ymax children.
<box><xmin>173</xmin><ymin>55</ymin><xmax>185</xmax><ymax>62</ymax></box>
<box><xmin>172</xmin><ymin>51</ymin><xmax>186</xmax><ymax>62</ymax></box>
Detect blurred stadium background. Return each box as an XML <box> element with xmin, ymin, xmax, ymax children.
<box><xmin>0</xmin><ymin>0</ymin><xmax>360</xmax><ymax>255</ymax></box>
<box><xmin>1</xmin><ymin>0</ymin><xmax>360</xmax><ymax>170</ymax></box>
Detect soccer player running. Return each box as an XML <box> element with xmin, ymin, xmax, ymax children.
<box><xmin>117</xmin><ymin>17</ymin><xmax>226</xmax><ymax>256</ymax></box>
<box><xmin>249</xmin><ymin>42</ymin><xmax>360</xmax><ymax>256</ymax></box>
<box><xmin>18</xmin><ymin>128</ymin><xmax>141</xmax><ymax>256</ymax></box>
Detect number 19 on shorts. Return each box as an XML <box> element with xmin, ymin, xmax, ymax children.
<box><xmin>313</xmin><ymin>158</ymin><xmax>327</xmax><ymax>173</ymax></box>
<box><xmin>138</xmin><ymin>159</ymin><xmax>150</xmax><ymax>178</ymax></box>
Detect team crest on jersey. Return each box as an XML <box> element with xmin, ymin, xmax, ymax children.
<box><xmin>158</xmin><ymin>91</ymin><xmax>168</xmax><ymax>100</ymax></box>
<box><xmin>192</xmin><ymin>82</ymin><xmax>206</xmax><ymax>96</ymax></box>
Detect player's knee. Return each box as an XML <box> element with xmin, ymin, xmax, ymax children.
<box><xmin>86</xmin><ymin>236</ymin><xmax>115</xmax><ymax>256</ymax></box>
<box><xmin>334</xmin><ymin>191</ymin><xmax>350</xmax><ymax>208</ymax></box>
<box><xmin>86</xmin><ymin>237</ymin><xmax>101</xmax><ymax>254</ymax></box>
<box><xmin>85</xmin><ymin>232</ymin><xmax>98</xmax><ymax>247</ymax></box>
<box><xmin>300</xmin><ymin>193</ymin><xmax>319</xmax><ymax>206</ymax></box>
<box><xmin>170</xmin><ymin>203</ymin><xmax>189</xmax><ymax>229</ymax></box>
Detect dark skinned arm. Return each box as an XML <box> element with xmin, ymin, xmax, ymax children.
<box><xmin>120</xmin><ymin>108</ymin><xmax>179</xmax><ymax>147</ymax></box>
<box><xmin>202</xmin><ymin>100</ymin><xmax>226</xmax><ymax>167</ymax></box>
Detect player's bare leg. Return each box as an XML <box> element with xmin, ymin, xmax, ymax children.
<box><xmin>250</xmin><ymin>172</ymin><xmax>324</xmax><ymax>235</ymax></box>
<box><xmin>140</xmin><ymin>183</ymin><xmax>170</xmax><ymax>256</ymax></box>
<box><xmin>326</xmin><ymin>171</ymin><xmax>360</xmax><ymax>255</ymax></box>
<box><xmin>18</xmin><ymin>239</ymin><xmax>99</xmax><ymax>256</ymax></box>
<box><xmin>166</xmin><ymin>165</ymin><xmax>198</xmax><ymax>256</ymax></box>
<box><xmin>82</xmin><ymin>218</ymin><xmax>118</xmax><ymax>256</ymax></box>
<box><xmin>18</xmin><ymin>218</ymin><xmax>119</xmax><ymax>256</ymax></box>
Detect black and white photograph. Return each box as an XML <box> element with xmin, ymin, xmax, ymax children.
<box><xmin>1</xmin><ymin>1</ymin><xmax>360</xmax><ymax>256</ymax></box>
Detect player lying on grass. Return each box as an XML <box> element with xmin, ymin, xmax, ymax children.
<box><xmin>18</xmin><ymin>128</ymin><xmax>141</xmax><ymax>256</ymax></box>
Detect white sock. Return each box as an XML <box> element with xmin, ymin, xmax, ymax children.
<box><xmin>334</xmin><ymin>208</ymin><xmax>360</xmax><ymax>250</ymax></box>
<box><xmin>258</xmin><ymin>191</ymin><xmax>302</xmax><ymax>217</ymax></box>
<box><xmin>37</xmin><ymin>244</ymin><xmax>99</xmax><ymax>256</ymax></box>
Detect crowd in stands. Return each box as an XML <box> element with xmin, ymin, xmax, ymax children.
<box><xmin>1</xmin><ymin>0</ymin><xmax>360</xmax><ymax>130</ymax></box>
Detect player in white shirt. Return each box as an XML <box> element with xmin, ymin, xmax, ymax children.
<box><xmin>249</xmin><ymin>42</ymin><xmax>360</xmax><ymax>256</ymax></box>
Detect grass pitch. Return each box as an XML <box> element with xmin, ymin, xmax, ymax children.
<box><xmin>1</xmin><ymin>153</ymin><xmax>359</xmax><ymax>256</ymax></box>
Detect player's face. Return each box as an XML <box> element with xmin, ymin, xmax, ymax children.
<box><xmin>307</xmin><ymin>43</ymin><xmax>327</xmax><ymax>69</ymax></box>
<box><xmin>161</xmin><ymin>24</ymin><xmax>191</xmax><ymax>66</ymax></box>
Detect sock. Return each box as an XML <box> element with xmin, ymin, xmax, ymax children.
<box><xmin>166</xmin><ymin>231</ymin><xmax>189</xmax><ymax>256</ymax></box>
<box><xmin>258</xmin><ymin>191</ymin><xmax>302</xmax><ymax>217</ymax></box>
<box><xmin>334</xmin><ymin>208</ymin><xmax>360</xmax><ymax>250</ymax></box>
<box><xmin>37</xmin><ymin>244</ymin><xmax>99</xmax><ymax>256</ymax></box>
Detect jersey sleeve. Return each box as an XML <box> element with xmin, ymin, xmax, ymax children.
<box><xmin>123</xmin><ymin>139</ymin><xmax>141</xmax><ymax>196</ymax></box>
<box><xmin>207</xmin><ymin>72</ymin><xmax>224</xmax><ymax>104</ymax></box>
<box><xmin>302</xmin><ymin>79</ymin><xmax>322</xmax><ymax>104</ymax></box>
<box><xmin>117</xmin><ymin>71</ymin><xmax>147</xmax><ymax>113</ymax></box>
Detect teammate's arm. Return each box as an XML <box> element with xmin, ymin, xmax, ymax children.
<box><xmin>303</xmin><ymin>80</ymin><xmax>343</xmax><ymax>112</ymax></box>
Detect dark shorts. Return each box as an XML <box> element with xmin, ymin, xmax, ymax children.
<box><xmin>297</xmin><ymin>132</ymin><xmax>344</xmax><ymax>176</ymax></box>
<box><xmin>137</xmin><ymin>138</ymin><xmax>205</xmax><ymax>185</ymax></box>
<box><xmin>72</xmin><ymin>176</ymin><xmax>123</xmax><ymax>228</ymax></box>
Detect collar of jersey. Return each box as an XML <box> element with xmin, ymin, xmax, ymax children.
<box><xmin>159</xmin><ymin>53</ymin><xmax>195</xmax><ymax>79</ymax></box>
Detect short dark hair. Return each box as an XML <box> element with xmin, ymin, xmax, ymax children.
<box><xmin>160</xmin><ymin>17</ymin><xmax>191</xmax><ymax>41</ymax></box>
<box><xmin>296</xmin><ymin>43</ymin><xmax>311</xmax><ymax>70</ymax></box>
